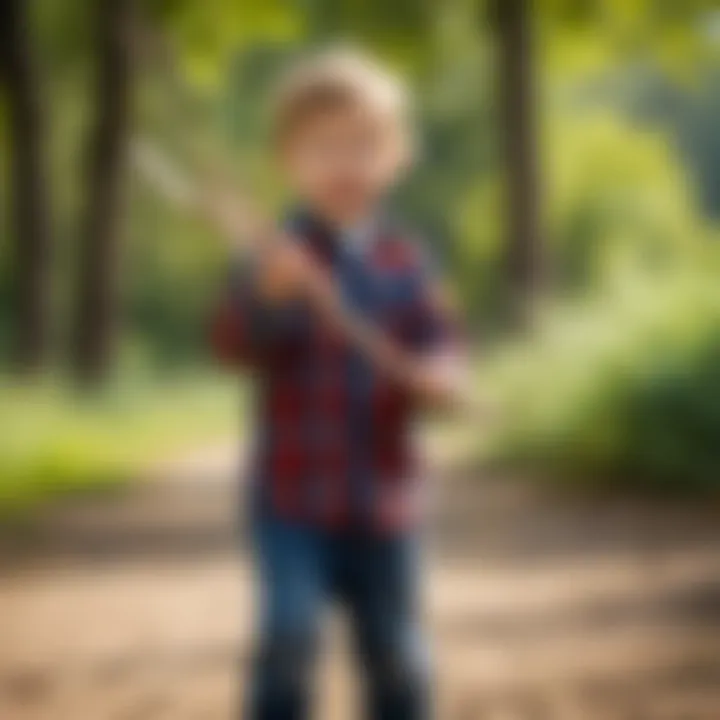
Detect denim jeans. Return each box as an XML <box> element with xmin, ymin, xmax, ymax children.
<box><xmin>246</xmin><ymin>512</ymin><xmax>430</xmax><ymax>720</ymax></box>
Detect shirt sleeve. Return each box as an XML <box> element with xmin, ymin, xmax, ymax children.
<box><xmin>209</xmin><ymin>256</ymin><xmax>303</xmax><ymax>368</ymax></box>
<box><xmin>406</xmin><ymin>246</ymin><xmax>464</xmax><ymax>356</ymax></box>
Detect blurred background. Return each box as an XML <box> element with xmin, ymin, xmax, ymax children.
<box><xmin>1</xmin><ymin>1</ymin><xmax>720</xmax><ymax>718</ymax></box>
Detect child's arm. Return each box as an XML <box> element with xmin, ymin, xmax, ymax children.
<box><xmin>275</xmin><ymin>241</ymin><xmax>468</xmax><ymax>411</ymax></box>
<box><xmin>201</xmin><ymin>186</ymin><xmax>467</xmax><ymax>400</ymax></box>
<box><xmin>210</xmin><ymin>232</ymin><xmax>409</xmax><ymax>372</ymax></box>
<box><xmin>209</xmin><ymin>254</ymin><xmax>294</xmax><ymax>368</ymax></box>
<box><xmin>215</xmin><ymin>230</ymin><xmax>468</xmax><ymax>409</ymax></box>
<box><xmin>394</xmin><ymin>263</ymin><xmax>468</xmax><ymax>413</ymax></box>
<box><xmin>133</xmin><ymin>140</ymin><xmax>463</xmax><ymax>390</ymax></box>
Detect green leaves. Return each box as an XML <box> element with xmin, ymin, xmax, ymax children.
<box><xmin>150</xmin><ymin>0</ymin><xmax>303</xmax><ymax>85</ymax></box>
<box><xmin>488</xmin><ymin>272</ymin><xmax>720</xmax><ymax>491</ymax></box>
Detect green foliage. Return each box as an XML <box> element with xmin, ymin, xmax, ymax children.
<box><xmin>446</xmin><ymin>109</ymin><xmax>708</xmax><ymax>327</ymax></box>
<box><xmin>0</xmin><ymin>375</ymin><xmax>239</xmax><ymax>516</ymax></box>
<box><xmin>155</xmin><ymin>0</ymin><xmax>303</xmax><ymax>86</ymax></box>
<box><xmin>488</xmin><ymin>266</ymin><xmax>720</xmax><ymax>491</ymax></box>
<box><xmin>547</xmin><ymin>112</ymin><xmax>705</xmax><ymax>295</ymax></box>
<box><xmin>674</xmin><ymin>69</ymin><xmax>720</xmax><ymax>219</ymax></box>
<box><xmin>124</xmin><ymin>183</ymin><xmax>227</xmax><ymax>364</ymax></box>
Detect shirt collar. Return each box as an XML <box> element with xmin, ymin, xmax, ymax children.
<box><xmin>342</xmin><ymin>218</ymin><xmax>378</xmax><ymax>253</ymax></box>
<box><xmin>287</xmin><ymin>205</ymin><xmax>383</xmax><ymax>257</ymax></box>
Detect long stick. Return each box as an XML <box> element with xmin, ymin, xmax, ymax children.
<box><xmin>132</xmin><ymin>138</ymin><xmax>414</xmax><ymax>385</ymax></box>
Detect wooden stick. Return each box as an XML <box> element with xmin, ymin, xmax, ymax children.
<box><xmin>131</xmin><ymin>137</ymin><xmax>415</xmax><ymax>386</ymax></box>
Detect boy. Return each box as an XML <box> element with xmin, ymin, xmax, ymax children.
<box><xmin>210</xmin><ymin>50</ymin><xmax>463</xmax><ymax>720</ymax></box>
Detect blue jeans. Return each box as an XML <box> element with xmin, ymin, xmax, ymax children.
<box><xmin>247</xmin><ymin>513</ymin><xmax>430</xmax><ymax>720</ymax></box>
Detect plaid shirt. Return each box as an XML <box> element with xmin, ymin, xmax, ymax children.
<box><xmin>210</xmin><ymin>212</ymin><xmax>458</xmax><ymax>531</ymax></box>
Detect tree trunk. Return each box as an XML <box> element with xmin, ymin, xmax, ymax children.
<box><xmin>495</xmin><ymin>0</ymin><xmax>542</xmax><ymax>326</ymax></box>
<box><xmin>73</xmin><ymin>0</ymin><xmax>135</xmax><ymax>386</ymax></box>
<box><xmin>1</xmin><ymin>0</ymin><xmax>53</xmax><ymax>372</ymax></box>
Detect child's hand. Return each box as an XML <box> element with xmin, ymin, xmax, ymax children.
<box><xmin>255</xmin><ymin>236</ymin><xmax>318</xmax><ymax>303</ymax></box>
<box><xmin>406</xmin><ymin>355</ymin><xmax>467</xmax><ymax>412</ymax></box>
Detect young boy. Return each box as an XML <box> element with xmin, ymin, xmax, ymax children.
<box><xmin>210</xmin><ymin>49</ymin><xmax>463</xmax><ymax>720</ymax></box>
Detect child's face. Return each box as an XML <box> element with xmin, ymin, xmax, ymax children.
<box><xmin>279</xmin><ymin>105</ymin><xmax>406</xmax><ymax>227</ymax></box>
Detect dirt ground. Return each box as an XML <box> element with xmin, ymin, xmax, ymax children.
<box><xmin>1</xmin><ymin>443</ymin><xmax>719</xmax><ymax>719</ymax></box>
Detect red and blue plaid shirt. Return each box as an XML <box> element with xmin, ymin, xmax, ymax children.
<box><xmin>210</xmin><ymin>212</ymin><xmax>459</xmax><ymax>531</ymax></box>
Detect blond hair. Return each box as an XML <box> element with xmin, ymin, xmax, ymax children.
<box><xmin>272</xmin><ymin>48</ymin><xmax>411</xmax><ymax>148</ymax></box>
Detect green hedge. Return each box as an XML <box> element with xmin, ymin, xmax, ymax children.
<box><xmin>488</xmin><ymin>272</ymin><xmax>720</xmax><ymax>492</ymax></box>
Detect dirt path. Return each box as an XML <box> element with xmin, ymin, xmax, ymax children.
<box><xmin>1</xmin><ymin>444</ymin><xmax>719</xmax><ymax>719</ymax></box>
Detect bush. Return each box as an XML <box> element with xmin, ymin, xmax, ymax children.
<box><xmin>546</xmin><ymin>113</ymin><xmax>706</xmax><ymax>295</ymax></box>
<box><xmin>488</xmin><ymin>271</ymin><xmax>720</xmax><ymax>492</ymax></box>
<box><xmin>450</xmin><ymin>113</ymin><xmax>707</xmax><ymax>330</ymax></box>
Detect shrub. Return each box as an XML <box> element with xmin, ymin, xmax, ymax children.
<box><xmin>488</xmin><ymin>271</ymin><xmax>720</xmax><ymax>492</ymax></box>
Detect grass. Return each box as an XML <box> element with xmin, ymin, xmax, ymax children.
<box><xmin>0</xmin><ymin>373</ymin><xmax>241</xmax><ymax>517</ymax></box>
